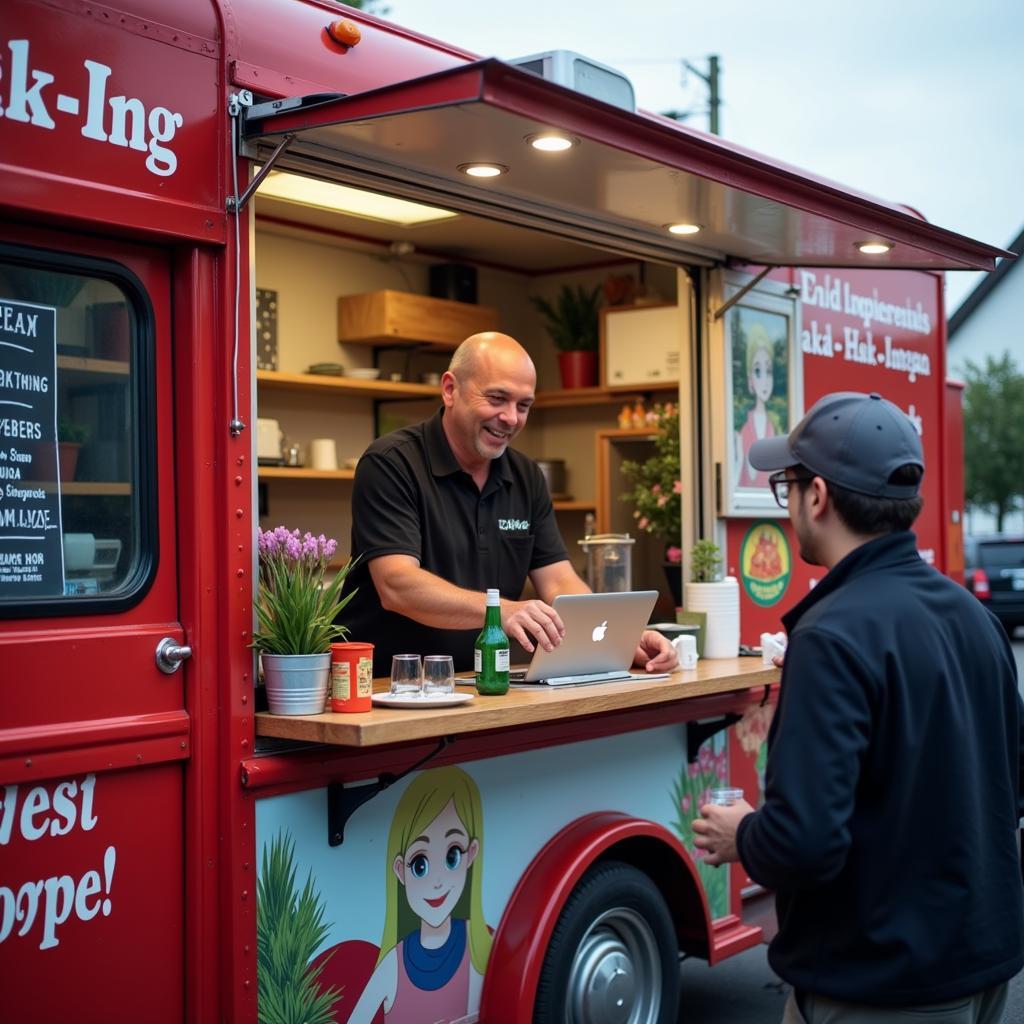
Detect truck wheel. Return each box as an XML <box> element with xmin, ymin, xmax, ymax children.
<box><xmin>533</xmin><ymin>860</ymin><xmax>680</xmax><ymax>1024</ymax></box>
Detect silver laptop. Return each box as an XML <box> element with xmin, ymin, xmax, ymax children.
<box><xmin>512</xmin><ymin>590</ymin><xmax>658</xmax><ymax>684</ymax></box>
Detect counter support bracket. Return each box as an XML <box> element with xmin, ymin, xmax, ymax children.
<box><xmin>327</xmin><ymin>736</ymin><xmax>451</xmax><ymax>846</ymax></box>
<box><xmin>686</xmin><ymin>715</ymin><xmax>741</xmax><ymax>762</ymax></box>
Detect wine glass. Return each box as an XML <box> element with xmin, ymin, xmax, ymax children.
<box><xmin>390</xmin><ymin>654</ymin><xmax>422</xmax><ymax>697</ymax></box>
<box><xmin>422</xmin><ymin>655</ymin><xmax>455</xmax><ymax>698</ymax></box>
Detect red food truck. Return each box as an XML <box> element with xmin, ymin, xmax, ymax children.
<box><xmin>0</xmin><ymin>2</ymin><xmax>1002</xmax><ymax>1022</ymax></box>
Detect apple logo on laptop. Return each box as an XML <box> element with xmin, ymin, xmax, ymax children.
<box><xmin>591</xmin><ymin>620</ymin><xmax>608</xmax><ymax>642</ymax></box>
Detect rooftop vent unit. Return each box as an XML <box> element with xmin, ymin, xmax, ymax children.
<box><xmin>507</xmin><ymin>50</ymin><xmax>636</xmax><ymax>112</ymax></box>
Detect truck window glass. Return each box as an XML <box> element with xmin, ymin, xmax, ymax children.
<box><xmin>0</xmin><ymin>255</ymin><xmax>153</xmax><ymax>613</ymax></box>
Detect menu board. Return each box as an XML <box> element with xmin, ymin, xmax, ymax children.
<box><xmin>0</xmin><ymin>297</ymin><xmax>64</xmax><ymax>596</ymax></box>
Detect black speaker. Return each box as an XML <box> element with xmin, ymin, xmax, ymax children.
<box><xmin>429</xmin><ymin>262</ymin><xmax>477</xmax><ymax>304</ymax></box>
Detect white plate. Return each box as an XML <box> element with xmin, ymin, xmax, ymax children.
<box><xmin>347</xmin><ymin>368</ymin><xmax>381</xmax><ymax>380</ymax></box>
<box><xmin>372</xmin><ymin>691</ymin><xmax>475</xmax><ymax>709</ymax></box>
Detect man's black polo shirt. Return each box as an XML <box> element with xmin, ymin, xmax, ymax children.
<box><xmin>344</xmin><ymin>408</ymin><xmax>569</xmax><ymax>675</ymax></box>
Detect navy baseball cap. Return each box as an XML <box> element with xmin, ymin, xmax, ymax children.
<box><xmin>749</xmin><ymin>391</ymin><xmax>924</xmax><ymax>498</ymax></box>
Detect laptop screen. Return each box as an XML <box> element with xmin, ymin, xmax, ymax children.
<box><xmin>518</xmin><ymin>590</ymin><xmax>658</xmax><ymax>682</ymax></box>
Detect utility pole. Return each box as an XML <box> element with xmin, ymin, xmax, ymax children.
<box><xmin>681</xmin><ymin>55</ymin><xmax>722</xmax><ymax>135</ymax></box>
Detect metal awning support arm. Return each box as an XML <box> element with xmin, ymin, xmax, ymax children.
<box><xmin>713</xmin><ymin>266</ymin><xmax>773</xmax><ymax>320</ymax></box>
<box><xmin>227</xmin><ymin>131</ymin><xmax>295</xmax><ymax>213</ymax></box>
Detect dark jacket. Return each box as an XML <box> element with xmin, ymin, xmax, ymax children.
<box><xmin>737</xmin><ymin>530</ymin><xmax>1024</xmax><ymax>1005</ymax></box>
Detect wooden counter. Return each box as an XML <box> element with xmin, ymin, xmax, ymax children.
<box><xmin>255</xmin><ymin>658</ymin><xmax>778</xmax><ymax>749</ymax></box>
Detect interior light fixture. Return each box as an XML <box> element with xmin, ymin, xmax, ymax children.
<box><xmin>255</xmin><ymin>170</ymin><xmax>458</xmax><ymax>226</ymax></box>
<box><xmin>857</xmin><ymin>240</ymin><xmax>894</xmax><ymax>255</ymax></box>
<box><xmin>525</xmin><ymin>133</ymin><xmax>577</xmax><ymax>152</ymax></box>
<box><xmin>458</xmin><ymin>163</ymin><xmax>508</xmax><ymax>178</ymax></box>
<box><xmin>666</xmin><ymin>223</ymin><xmax>702</xmax><ymax>236</ymax></box>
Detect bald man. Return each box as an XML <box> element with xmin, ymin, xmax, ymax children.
<box><xmin>344</xmin><ymin>332</ymin><xmax>677</xmax><ymax>677</ymax></box>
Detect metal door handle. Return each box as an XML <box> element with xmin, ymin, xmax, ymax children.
<box><xmin>156</xmin><ymin>636</ymin><xmax>193</xmax><ymax>674</ymax></box>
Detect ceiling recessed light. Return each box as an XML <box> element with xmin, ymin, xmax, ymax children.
<box><xmin>857</xmin><ymin>241</ymin><xmax>893</xmax><ymax>254</ymax></box>
<box><xmin>458</xmin><ymin>163</ymin><xmax>508</xmax><ymax>178</ymax></box>
<box><xmin>526</xmin><ymin>133</ymin><xmax>577</xmax><ymax>152</ymax></box>
<box><xmin>666</xmin><ymin>223</ymin><xmax>701</xmax><ymax>236</ymax></box>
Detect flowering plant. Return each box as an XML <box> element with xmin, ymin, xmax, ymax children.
<box><xmin>620</xmin><ymin>403</ymin><xmax>682</xmax><ymax>549</ymax></box>
<box><xmin>252</xmin><ymin>527</ymin><xmax>357</xmax><ymax>655</ymax></box>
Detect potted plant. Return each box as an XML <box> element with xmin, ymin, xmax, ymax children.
<box><xmin>252</xmin><ymin>527</ymin><xmax>357</xmax><ymax>715</ymax></box>
<box><xmin>530</xmin><ymin>284</ymin><xmax>602</xmax><ymax>388</ymax></box>
<box><xmin>57</xmin><ymin>418</ymin><xmax>89</xmax><ymax>481</ymax></box>
<box><xmin>620</xmin><ymin>403</ymin><xmax>683</xmax><ymax>602</ymax></box>
<box><xmin>683</xmin><ymin>539</ymin><xmax>740</xmax><ymax>659</ymax></box>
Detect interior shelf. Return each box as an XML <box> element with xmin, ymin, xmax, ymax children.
<box><xmin>52</xmin><ymin>482</ymin><xmax>132</xmax><ymax>496</ymax></box>
<box><xmin>552</xmin><ymin>500</ymin><xmax>596</xmax><ymax>512</ymax></box>
<box><xmin>337</xmin><ymin>290</ymin><xmax>498</xmax><ymax>349</ymax></box>
<box><xmin>56</xmin><ymin>355</ymin><xmax>130</xmax><ymax>377</ymax></box>
<box><xmin>258</xmin><ymin>466</ymin><xmax>356</xmax><ymax>481</ymax></box>
<box><xmin>256</xmin><ymin>369</ymin><xmax>437</xmax><ymax>399</ymax></box>
<box><xmin>532</xmin><ymin>382</ymin><xmax>677</xmax><ymax>409</ymax></box>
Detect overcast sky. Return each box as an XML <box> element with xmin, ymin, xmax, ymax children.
<box><xmin>386</xmin><ymin>0</ymin><xmax>1023</xmax><ymax>314</ymax></box>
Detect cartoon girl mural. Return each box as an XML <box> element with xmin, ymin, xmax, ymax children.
<box><xmin>733</xmin><ymin>322</ymin><xmax>779</xmax><ymax>489</ymax></box>
<box><xmin>348</xmin><ymin>766</ymin><xmax>491</xmax><ymax>1024</ymax></box>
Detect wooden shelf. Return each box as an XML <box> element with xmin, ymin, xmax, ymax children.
<box><xmin>57</xmin><ymin>355</ymin><xmax>129</xmax><ymax>376</ymax></box>
<box><xmin>533</xmin><ymin>382</ymin><xmax>677</xmax><ymax>409</ymax></box>
<box><xmin>258</xmin><ymin>467</ymin><xmax>356</xmax><ymax>481</ymax></box>
<box><xmin>55</xmin><ymin>482</ymin><xmax>131</xmax><ymax>495</ymax></box>
<box><xmin>337</xmin><ymin>290</ymin><xmax>498</xmax><ymax>350</ymax></box>
<box><xmin>553</xmin><ymin>500</ymin><xmax>596</xmax><ymax>512</ymax></box>
<box><xmin>256</xmin><ymin>369</ymin><xmax>438</xmax><ymax>400</ymax></box>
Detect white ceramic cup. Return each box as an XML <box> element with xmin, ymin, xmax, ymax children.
<box><xmin>63</xmin><ymin>532</ymin><xmax>96</xmax><ymax>571</ymax></box>
<box><xmin>673</xmin><ymin>633</ymin><xmax>698</xmax><ymax>670</ymax></box>
<box><xmin>309</xmin><ymin>438</ymin><xmax>338</xmax><ymax>471</ymax></box>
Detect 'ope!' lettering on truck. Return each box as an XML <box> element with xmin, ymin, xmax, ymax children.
<box><xmin>0</xmin><ymin>1</ymin><xmax>1004</xmax><ymax>1022</ymax></box>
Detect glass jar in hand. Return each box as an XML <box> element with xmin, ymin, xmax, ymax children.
<box><xmin>475</xmin><ymin>588</ymin><xmax>510</xmax><ymax>695</ymax></box>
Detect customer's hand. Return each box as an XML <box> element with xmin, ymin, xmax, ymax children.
<box><xmin>633</xmin><ymin>630</ymin><xmax>678</xmax><ymax>672</ymax></box>
<box><xmin>502</xmin><ymin>599</ymin><xmax>565</xmax><ymax>653</ymax></box>
<box><xmin>692</xmin><ymin>798</ymin><xmax>755</xmax><ymax>866</ymax></box>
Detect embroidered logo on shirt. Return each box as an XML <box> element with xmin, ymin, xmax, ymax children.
<box><xmin>498</xmin><ymin>518</ymin><xmax>530</xmax><ymax>532</ymax></box>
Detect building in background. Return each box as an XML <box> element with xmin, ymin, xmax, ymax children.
<box><xmin>947</xmin><ymin>225</ymin><xmax>1024</xmax><ymax>535</ymax></box>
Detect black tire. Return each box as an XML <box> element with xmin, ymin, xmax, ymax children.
<box><xmin>533</xmin><ymin>860</ymin><xmax>681</xmax><ymax>1024</ymax></box>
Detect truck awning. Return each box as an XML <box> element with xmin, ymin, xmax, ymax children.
<box><xmin>241</xmin><ymin>58</ymin><xmax>1007</xmax><ymax>272</ymax></box>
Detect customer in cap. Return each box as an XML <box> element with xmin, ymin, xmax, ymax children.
<box><xmin>693</xmin><ymin>391</ymin><xmax>1024</xmax><ymax>1023</ymax></box>
<box><xmin>344</xmin><ymin>332</ymin><xmax>676</xmax><ymax>677</ymax></box>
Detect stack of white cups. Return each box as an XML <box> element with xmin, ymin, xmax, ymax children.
<box><xmin>683</xmin><ymin>575</ymin><xmax>740</xmax><ymax>659</ymax></box>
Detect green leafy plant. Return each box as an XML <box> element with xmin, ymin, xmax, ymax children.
<box><xmin>257</xmin><ymin>831</ymin><xmax>341</xmax><ymax>1024</ymax></box>
<box><xmin>620</xmin><ymin>403</ymin><xmax>682</xmax><ymax>547</ymax></box>
<box><xmin>669</xmin><ymin>734</ymin><xmax>729</xmax><ymax>919</ymax></box>
<box><xmin>252</xmin><ymin>527</ymin><xmax>357</xmax><ymax>655</ymax></box>
<box><xmin>530</xmin><ymin>284</ymin><xmax>602</xmax><ymax>352</ymax></box>
<box><xmin>58</xmin><ymin>418</ymin><xmax>89</xmax><ymax>444</ymax></box>
<box><xmin>690</xmin><ymin>539</ymin><xmax>723</xmax><ymax>583</ymax></box>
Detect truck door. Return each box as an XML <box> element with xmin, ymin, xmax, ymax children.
<box><xmin>0</xmin><ymin>225</ymin><xmax>186</xmax><ymax>1023</ymax></box>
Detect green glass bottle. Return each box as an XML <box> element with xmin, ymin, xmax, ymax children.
<box><xmin>474</xmin><ymin>588</ymin><xmax>510</xmax><ymax>695</ymax></box>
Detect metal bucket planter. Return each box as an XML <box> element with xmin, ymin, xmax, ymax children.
<box><xmin>262</xmin><ymin>652</ymin><xmax>330</xmax><ymax>715</ymax></box>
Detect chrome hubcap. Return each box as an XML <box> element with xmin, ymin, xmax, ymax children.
<box><xmin>567</xmin><ymin>907</ymin><xmax>662</xmax><ymax>1024</ymax></box>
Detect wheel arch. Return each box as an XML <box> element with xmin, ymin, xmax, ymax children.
<box><xmin>478</xmin><ymin>811</ymin><xmax>713</xmax><ymax>1024</ymax></box>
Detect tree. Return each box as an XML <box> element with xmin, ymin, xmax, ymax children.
<box><xmin>962</xmin><ymin>353</ymin><xmax>1024</xmax><ymax>531</ymax></box>
<box><xmin>344</xmin><ymin>0</ymin><xmax>390</xmax><ymax>13</ymax></box>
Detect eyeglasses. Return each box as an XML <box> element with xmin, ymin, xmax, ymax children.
<box><xmin>768</xmin><ymin>471</ymin><xmax>815</xmax><ymax>508</ymax></box>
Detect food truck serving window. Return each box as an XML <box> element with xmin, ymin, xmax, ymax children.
<box><xmin>0</xmin><ymin>246</ymin><xmax>156</xmax><ymax>615</ymax></box>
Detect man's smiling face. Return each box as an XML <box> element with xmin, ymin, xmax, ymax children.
<box><xmin>441</xmin><ymin>336</ymin><xmax>535</xmax><ymax>472</ymax></box>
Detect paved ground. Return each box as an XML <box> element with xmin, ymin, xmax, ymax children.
<box><xmin>678</xmin><ymin>942</ymin><xmax>1024</xmax><ymax>1023</ymax></box>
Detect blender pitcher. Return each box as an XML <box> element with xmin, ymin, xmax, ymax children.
<box><xmin>578</xmin><ymin>533</ymin><xmax>635</xmax><ymax>592</ymax></box>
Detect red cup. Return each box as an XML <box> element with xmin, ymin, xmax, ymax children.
<box><xmin>330</xmin><ymin>642</ymin><xmax>374</xmax><ymax>712</ymax></box>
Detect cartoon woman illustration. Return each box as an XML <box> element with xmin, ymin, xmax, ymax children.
<box><xmin>348</xmin><ymin>766</ymin><xmax>491</xmax><ymax>1024</ymax></box>
<box><xmin>734</xmin><ymin>323</ymin><xmax>778</xmax><ymax>488</ymax></box>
